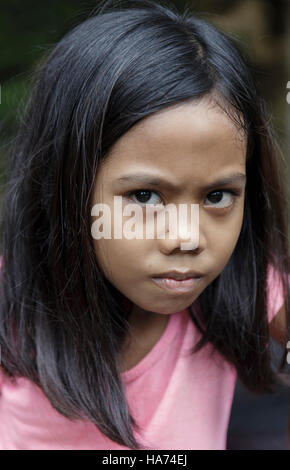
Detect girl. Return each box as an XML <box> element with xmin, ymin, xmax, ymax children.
<box><xmin>0</xmin><ymin>0</ymin><xmax>289</xmax><ymax>450</ymax></box>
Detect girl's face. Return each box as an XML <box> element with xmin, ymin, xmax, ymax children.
<box><xmin>92</xmin><ymin>96</ymin><xmax>247</xmax><ymax>315</ymax></box>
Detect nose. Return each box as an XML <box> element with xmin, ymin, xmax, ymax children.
<box><xmin>156</xmin><ymin>203</ymin><xmax>207</xmax><ymax>255</ymax></box>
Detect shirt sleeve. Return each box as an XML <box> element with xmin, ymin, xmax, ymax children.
<box><xmin>266</xmin><ymin>262</ymin><xmax>287</xmax><ymax>324</ymax></box>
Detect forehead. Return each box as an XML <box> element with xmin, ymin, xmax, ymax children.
<box><xmin>102</xmin><ymin>97</ymin><xmax>247</xmax><ymax>179</ymax></box>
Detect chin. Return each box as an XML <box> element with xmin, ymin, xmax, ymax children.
<box><xmin>145</xmin><ymin>299</ymin><xmax>195</xmax><ymax>315</ymax></box>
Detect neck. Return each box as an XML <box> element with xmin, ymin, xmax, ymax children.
<box><xmin>118</xmin><ymin>304</ymin><xmax>170</xmax><ymax>373</ymax></box>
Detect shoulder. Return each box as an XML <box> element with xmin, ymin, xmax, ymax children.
<box><xmin>267</xmin><ymin>263</ymin><xmax>289</xmax><ymax>346</ymax></box>
<box><xmin>266</xmin><ymin>263</ymin><xmax>284</xmax><ymax>322</ymax></box>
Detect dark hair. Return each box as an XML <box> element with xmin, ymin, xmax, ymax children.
<box><xmin>0</xmin><ymin>0</ymin><xmax>289</xmax><ymax>450</ymax></box>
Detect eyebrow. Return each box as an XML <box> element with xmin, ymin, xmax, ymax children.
<box><xmin>116</xmin><ymin>172</ymin><xmax>247</xmax><ymax>191</ymax></box>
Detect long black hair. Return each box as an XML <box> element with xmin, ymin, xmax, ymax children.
<box><xmin>0</xmin><ymin>0</ymin><xmax>289</xmax><ymax>450</ymax></box>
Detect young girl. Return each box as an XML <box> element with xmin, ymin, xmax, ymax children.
<box><xmin>0</xmin><ymin>0</ymin><xmax>289</xmax><ymax>450</ymax></box>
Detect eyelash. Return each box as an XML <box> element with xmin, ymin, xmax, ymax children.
<box><xmin>124</xmin><ymin>188</ymin><xmax>242</xmax><ymax>208</ymax></box>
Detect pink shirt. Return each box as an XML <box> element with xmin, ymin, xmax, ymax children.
<box><xmin>0</xmin><ymin>263</ymin><xmax>285</xmax><ymax>450</ymax></box>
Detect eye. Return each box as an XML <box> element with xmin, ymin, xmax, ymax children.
<box><xmin>126</xmin><ymin>190</ymin><xmax>163</xmax><ymax>206</ymax></box>
<box><xmin>204</xmin><ymin>190</ymin><xmax>240</xmax><ymax>208</ymax></box>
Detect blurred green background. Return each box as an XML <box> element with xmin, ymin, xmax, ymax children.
<box><xmin>0</xmin><ymin>0</ymin><xmax>290</xmax><ymax>170</ymax></box>
<box><xmin>0</xmin><ymin>0</ymin><xmax>290</xmax><ymax>450</ymax></box>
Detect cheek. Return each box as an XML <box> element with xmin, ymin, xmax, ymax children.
<box><xmin>93</xmin><ymin>236</ymin><xmax>149</xmax><ymax>284</ymax></box>
<box><xmin>207</xmin><ymin>206</ymin><xmax>245</xmax><ymax>260</ymax></box>
<box><xmin>92</xmin><ymin>199</ymin><xmax>151</xmax><ymax>280</ymax></box>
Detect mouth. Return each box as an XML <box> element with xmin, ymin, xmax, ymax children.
<box><xmin>153</xmin><ymin>270</ymin><xmax>204</xmax><ymax>280</ymax></box>
<box><xmin>151</xmin><ymin>270</ymin><xmax>204</xmax><ymax>294</ymax></box>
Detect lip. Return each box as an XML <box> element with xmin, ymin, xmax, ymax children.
<box><xmin>152</xmin><ymin>269</ymin><xmax>204</xmax><ymax>280</ymax></box>
<box><xmin>151</xmin><ymin>276</ymin><xmax>202</xmax><ymax>294</ymax></box>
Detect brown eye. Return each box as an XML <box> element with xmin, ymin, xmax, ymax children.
<box><xmin>128</xmin><ymin>190</ymin><xmax>163</xmax><ymax>205</ymax></box>
<box><xmin>135</xmin><ymin>190</ymin><xmax>153</xmax><ymax>203</ymax></box>
<box><xmin>204</xmin><ymin>190</ymin><xmax>238</xmax><ymax>208</ymax></box>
